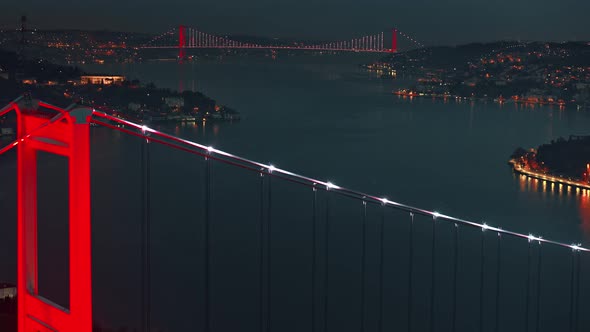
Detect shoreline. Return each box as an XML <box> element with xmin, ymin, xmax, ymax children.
<box><xmin>508</xmin><ymin>159</ymin><xmax>590</xmax><ymax>192</ymax></box>
<box><xmin>393</xmin><ymin>90</ymin><xmax>588</xmax><ymax>110</ymax></box>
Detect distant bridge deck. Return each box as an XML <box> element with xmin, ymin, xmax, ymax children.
<box><xmin>138</xmin><ymin>45</ymin><xmax>393</xmax><ymax>53</ymax></box>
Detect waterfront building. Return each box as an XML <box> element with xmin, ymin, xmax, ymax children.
<box><xmin>80</xmin><ymin>75</ymin><xmax>125</xmax><ymax>85</ymax></box>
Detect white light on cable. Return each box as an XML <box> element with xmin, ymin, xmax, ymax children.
<box><xmin>381</xmin><ymin>198</ymin><xmax>389</xmax><ymax>204</ymax></box>
<box><xmin>207</xmin><ymin>146</ymin><xmax>215</xmax><ymax>153</ymax></box>
<box><xmin>482</xmin><ymin>223</ymin><xmax>489</xmax><ymax>231</ymax></box>
<box><xmin>268</xmin><ymin>165</ymin><xmax>276</xmax><ymax>173</ymax></box>
<box><xmin>433</xmin><ymin>212</ymin><xmax>441</xmax><ymax>218</ymax></box>
<box><xmin>326</xmin><ymin>182</ymin><xmax>339</xmax><ymax>190</ymax></box>
<box><xmin>528</xmin><ymin>234</ymin><xmax>541</xmax><ymax>242</ymax></box>
<box><xmin>571</xmin><ymin>244</ymin><xmax>581</xmax><ymax>251</ymax></box>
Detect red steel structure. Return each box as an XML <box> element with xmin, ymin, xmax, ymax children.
<box><xmin>154</xmin><ymin>26</ymin><xmax>411</xmax><ymax>53</ymax></box>
<box><xmin>0</xmin><ymin>98</ymin><xmax>93</xmax><ymax>332</ymax></box>
<box><xmin>178</xmin><ymin>25</ymin><xmax>186</xmax><ymax>59</ymax></box>
<box><xmin>0</xmin><ymin>97</ymin><xmax>589</xmax><ymax>332</ymax></box>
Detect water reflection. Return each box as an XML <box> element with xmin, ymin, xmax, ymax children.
<box><xmin>469</xmin><ymin>102</ymin><xmax>474</xmax><ymax>132</ymax></box>
<box><xmin>580</xmin><ymin>193</ymin><xmax>590</xmax><ymax>237</ymax></box>
<box><xmin>516</xmin><ymin>172</ymin><xmax>590</xmax><ymax>237</ymax></box>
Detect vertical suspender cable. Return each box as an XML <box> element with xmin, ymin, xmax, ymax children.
<box><xmin>452</xmin><ymin>224</ymin><xmax>459</xmax><ymax>332</ymax></box>
<box><xmin>525</xmin><ymin>240</ymin><xmax>532</xmax><ymax>332</ymax></box>
<box><xmin>267</xmin><ymin>175</ymin><xmax>272</xmax><ymax>332</ymax></box>
<box><xmin>494</xmin><ymin>233</ymin><xmax>502</xmax><ymax>332</ymax></box>
<box><xmin>312</xmin><ymin>187</ymin><xmax>318</xmax><ymax>332</ymax></box>
<box><xmin>140</xmin><ymin>133</ymin><xmax>151</xmax><ymax>332</ymax></box>
<box><xmin>535</xmin><ymin>242</ymin><xmax>542</xmax><ymax>332</ymax></box>
<box><xmin>259</xmin><ymin>171</ymin><xmax>265</xmax><ymax>332</ymax></box>
<box><xmin>479</xmin><ymin>230</ymin><xmax>485</xmax><ymax>332</ymax></box>
<box><xmin>430</xmin><ymin>216</ymin><xmax>437</xmax><ymax>332</ymax></box>
<box><xmin>569</xmin><ymin>250</ymin><xmax>575</xmax><ymax>332</ymax></box>
<box><xmin>324</xmin><ymin>193</ymin><xmax>331</xmax><ymax>332</ymax></box>
<box><xmin>574</xmin><ymin>250</ymin><xmax>582</xmax><ymax>331</ymax></box>
<box><xmin>204</xmin><ymin>152</ymin><xmax>211</xmax><ymax>332</ymax></box>
<box><xmin>407</xmin><ymin>213</ymin><xmax>414</xmax><ymax>332</ymax></box>
<box><xmin>360</xmin><ymin>201</ymin><xmax>367</xmax><ymax>332</ymax></box>
<box><xmin>140</xmin><ymin>133</ymin><xmax>145</xmax><ymax>332</ymax></box>
<box><xmin>377</xmin><ymin>204</ymin><xmax>385</xmax><ymax>332</ymax></box>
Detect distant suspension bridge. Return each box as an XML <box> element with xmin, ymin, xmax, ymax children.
<box><xmin>139</xmin><ymin>25</ymin><xmax>425</xmax><ymax>58</ymax></box>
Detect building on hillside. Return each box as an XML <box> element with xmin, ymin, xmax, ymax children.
<box><xmin>80</xmin><ymin>75</ymin><xmax>125</xmax><ymax>85</ymax></box>
<box><xmin>164</xmin><ymin>97</ymin><xmax>184</xmax><ymax>108</ymax></box>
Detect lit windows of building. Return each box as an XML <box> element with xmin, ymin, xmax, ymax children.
<box><xmin>0</xmin><ymin>283</ymin><xmax>16</xmax><ymax>300</ymax></box>
<box><xmin>80</xmin><ymin>75</ymin><xmax>125</xmax><ymax>85</ymax></box>
<box><xmin>21</xmin><ymin>78</ymin><xmax>37</xmax><ymax>85</ymax></box>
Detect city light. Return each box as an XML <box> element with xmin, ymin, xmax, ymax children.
<box><xmin>58</xmin><ymin>111</ymin><xmax>590</xmax><ymax>255</ymax></box>
<box><xmin>2</xmin><ymin>7</ymin><xmax>590</xmax><ymax>332</ymax></box>
<box><xmin>141</xmin><ymin>26</ymin><xmax>425</xmax><ymax>54</ymax></box>
<box><xmin>511</xmin><ymin>161</ymin><xmax>590</xmax><ymax>192</ymax></box>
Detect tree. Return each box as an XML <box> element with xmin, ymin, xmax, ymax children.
<box><xmin>510</xmin><ymin>147</ymin><xmax>527</xmax><ymax>159</ymax></box>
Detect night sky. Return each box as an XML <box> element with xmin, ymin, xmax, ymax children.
<box><xmin>2</xmin><ymin>0</ymin><xmax>590</xmax><ymax>45</ymax></box>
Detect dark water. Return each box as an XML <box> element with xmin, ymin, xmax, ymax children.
<box><xmin>91</xmin><ymin>55</ymin><xmax>590</xmax><ymax>243</ymax></box>
<box><xmin>1</xmin><ymin>54</ymin><xmax>590</xmax><ymax>331</ymax></box>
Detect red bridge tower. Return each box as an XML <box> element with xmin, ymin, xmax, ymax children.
<box><xmin>0</xmin><ymin>98</ymin><xmax>94</xmax><ymax>332</ymax></box>
<box><xmin>178</xmin><ymin>25</ymin><xmax>186</xmax><ymax>59</ymax></box>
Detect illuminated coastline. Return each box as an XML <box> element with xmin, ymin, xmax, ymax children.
<box><xmin>509</xmin><ymin>159</ymin><xmax>590</xmax><ymax>193</ymax></box>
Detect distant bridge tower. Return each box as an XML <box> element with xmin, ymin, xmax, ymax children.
<box><xmin>178</xmin><ymin>25</ymin><xmax>186</xmax><ymax>59</ymax></box>
<box><xmin>391</xmin><ymin>28</ymin><xmax>397</xmax><ymax>53</ymax></box>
